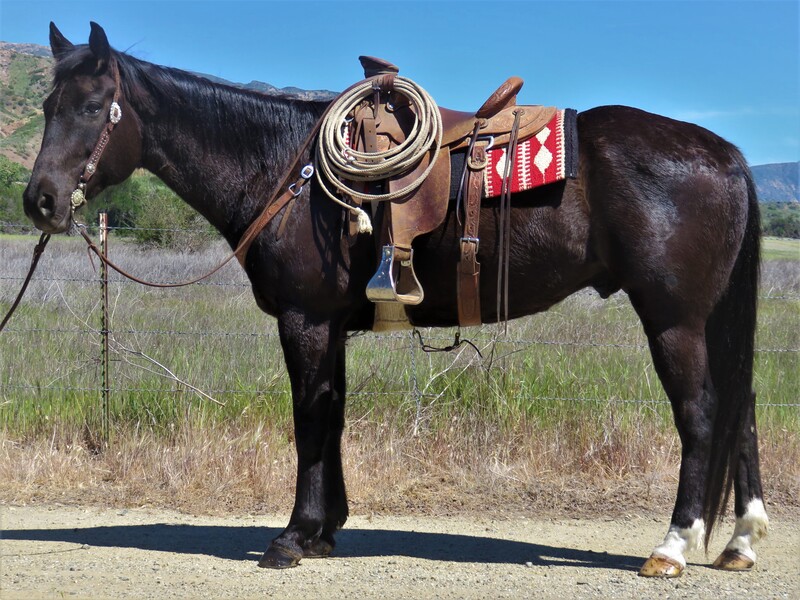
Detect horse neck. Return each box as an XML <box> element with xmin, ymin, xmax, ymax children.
<box><xmin>124</xmin><ymin>59</ymin><xmax>323</xmax><ymax>240</ymax></box>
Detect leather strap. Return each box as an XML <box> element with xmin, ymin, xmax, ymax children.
<box><xmin>81</xmin><ymin>61</ymin><xmax>122</xmax><ymax>185</ymax></box>
<box><xmin>457</xmin><ymin>142</ymin><xmax>486</xmax><ymax>327</ymax></box>
<box><xmin>234</xmin><ymin>172</ymin><xmax>309</xmax><ymax>267</ymax></box>
<box><xmin>0</xmin><ymin>233</ymin><xmax>51</xmax><ymax>332</ymax></box>
<box><xmin>74</xmin><ymin>73</ymin><xmax>391</xmax><ymax>287</ymax></box>
<box><xmin>496</xmin><ymin>109</ymin><xmax>523</xmax><ymax>327</ymax></box>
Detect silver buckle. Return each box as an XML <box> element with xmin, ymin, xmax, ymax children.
<box><xmin>476</xmin><ymin>135</ymin><xmax>494</xmax><ymax>151</ymax></box>
<box><xmin>460</xmin><ymin>237</ymin><xmax>480</xmax><ymax>253</ymax></box>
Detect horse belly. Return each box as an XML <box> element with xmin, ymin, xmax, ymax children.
<box><xmin>407</xmin><ymin>180</ymin><xmax>603</xmax><ymax>327</ymax></box>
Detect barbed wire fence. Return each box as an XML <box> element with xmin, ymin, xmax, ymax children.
<box><xmin>2</xmin><ymin>220</ymin><xmax>798</xmax><ymax>439</ymax></box>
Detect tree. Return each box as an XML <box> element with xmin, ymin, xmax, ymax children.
<box><xmin>0</xmin><ymin>156</ymin><xmax>31</xmax><ymax>232</ymax></box>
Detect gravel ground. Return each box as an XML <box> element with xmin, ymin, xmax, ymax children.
<box><xmin>1</xmin><ymin>505</ymin><xmax>798</xmax><ymax>600</ymax></box>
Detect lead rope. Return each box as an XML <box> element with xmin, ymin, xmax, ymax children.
<box><xmin>314</xmin><ymin>75</ymin><xmax>442</xmax><ymax>233</ymax></box>
<box><xmin>0</xmin><ymin>233</ymin><xmax>51</xmax><ymax>333</ymax></box>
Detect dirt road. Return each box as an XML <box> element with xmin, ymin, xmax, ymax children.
<box><xmin>1</xmin><ymin>505</ymin><xmax>797</xmax><ymax>599</ymax></box>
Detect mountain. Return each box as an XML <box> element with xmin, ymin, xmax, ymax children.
<box><xmin>751</xmin><ymin>162</ymin><xmax>799</xmax><ymax>203</ymax></box>
<box><xmin>0</xmin><ymin>43</ymin><xmax>52</xmax><ymax>168</ymax></box>
<box><xmin>0</xmin><ymin>41</ymin><xmax>335</xmax><ymax>168</ymax></box>
<box><xmin>195</xmin><ymin>72</ymin><xmax>336</xmax><ymax>101</ymax></box>
<box><xmin>1</xmin><ymin>41</ymin><xmax>797</xmax><ymax>203</ymax></box>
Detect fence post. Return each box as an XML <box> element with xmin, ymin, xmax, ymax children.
<box><xmin>99</xmin><ymin>212</ymin><xmax>110</xmax><ymax>446</ymax></box>
<box><xmin>410</xmin><ymin>330</ymin><xmax>422</xmax><ymax>436</ymax></box>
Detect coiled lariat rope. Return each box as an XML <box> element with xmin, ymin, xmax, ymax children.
<box><xmin>315</xmin><ymin>75</ymin><xmax>443</xmax><ymax>234</ymax></box>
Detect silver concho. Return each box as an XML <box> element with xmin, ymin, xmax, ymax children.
<box><xmin>71</xmin><ymin>186</ymin><xmax>86</xmax><ymax>210</ymax></box>
<box><xmin>86</xmin><ymin>162</ymin><xmax>96</xmax><ymax>175</ymax></box>
<box><xmin>109</xmin><ymin>101</ymin><xmax>122</xmax><ymax>124</ymax></box>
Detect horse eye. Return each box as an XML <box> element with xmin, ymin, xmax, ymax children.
<box><xmin>85</xmin><ymin>102</ymin><xmax>103</xmax><ymax>115</ymax></box>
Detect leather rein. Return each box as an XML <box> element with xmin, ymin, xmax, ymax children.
<box><xmin>0</xmin><ymin>233</ymin><xmax>50</xmax><ymax>333</ymax></box>
<box><xmin>2</xmin><ymin>61</ymin><xmax>322</xmax><ymax>332</ymax></box>
<box><xmin>73</xmin><ymin>59</ymin><xmax>326</xmax><ymax>288</ymax></box>
<box><xmin>76</xmin><ymin>63</ymin><xmax>403</xmax><ymax>288</ymax></box>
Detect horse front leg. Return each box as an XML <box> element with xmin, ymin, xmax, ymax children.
<box><xmin>303</xmin><ymin>336</ymin><xmax>349</xmax><ymax>559</ymax></box>
<box><xmin>258</xmin><ymin>309</ymin><xmax>347</xmax><ymax>569</ymax></box>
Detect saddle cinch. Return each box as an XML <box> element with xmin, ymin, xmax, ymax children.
<box><xmin>345</xmin><ymin>56</ymin><xmax>557</xmax><ymax>327</ymax></box>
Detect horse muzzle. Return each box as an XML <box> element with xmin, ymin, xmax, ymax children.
<box><xmin>23</xmin><ymin>176</ymin><xmax>74</xmax><ymax>234</ymax></box>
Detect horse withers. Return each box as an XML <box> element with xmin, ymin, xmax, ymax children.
<box><xmin>22</xmin><ymin>22</ymin><xmax>768</xmax><ymax>576</ymax></box>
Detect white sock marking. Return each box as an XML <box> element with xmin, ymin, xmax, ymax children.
<box><xmin>724</xmin><ymin>498</ymin><xmax>769</xmax><ymax>562</ymax></box>
<box><xmin>651</xmin><ymin>519</ymin><xmax>705</xmax><ymax>568</ymax></box>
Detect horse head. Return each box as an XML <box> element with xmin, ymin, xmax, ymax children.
<box><xmin>24</xmin><ymin>22</ymin><xmax>142</xmax><ymax>233</ymax></box>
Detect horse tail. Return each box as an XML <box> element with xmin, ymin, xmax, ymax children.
<box><xmin>702</xmin><ymin>160</ymin><xmax>761</xmax><ymax>547</ymax></box>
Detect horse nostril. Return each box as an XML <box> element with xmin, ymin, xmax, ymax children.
<box><xmin>37</xmin><ymin>192</ymin><xmax>56</xmax><ymax>218</ymax></box>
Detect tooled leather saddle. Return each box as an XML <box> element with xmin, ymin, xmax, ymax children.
<box><xmin>344</xmin><ymin>56</ymin><xmax>564</xmax><ymax>327</ymax></box>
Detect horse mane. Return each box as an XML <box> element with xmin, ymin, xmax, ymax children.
<box><xmin>53</xmin><ymin>45</ymin><xmax>329</xmax><ymax>178</ymax></box>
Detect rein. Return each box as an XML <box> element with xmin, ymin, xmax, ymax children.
<box><xmin>0</xmin><ymin>233</ymin><xmax>50</xmax><ymax>333</ymax></box>
<box><xmin>71</xmin><ymin>59</ymin><xmax>326</xmax><ymax>287</ymax></box>
<box><xmin>74</xmin><ymin>69</ymin><xmax>401</xmax><ymax>288</ymax></box>
<box><xmin>75</xmin><ymin>157</ymin><xmax>317</xmax><ymax>288</ymax></box>
<box><xmin>34</xmin><ymin>64</ymin><xmax>411</xmax><ymax>293</ymax></box>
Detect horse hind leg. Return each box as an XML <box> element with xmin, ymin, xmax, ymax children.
<box><xmin>712</xmin><ymin>397</ymin><xmax>768</xmax><ymax>571</ymax></box>
<box><xmin>628</xmin><ymin>303</ymin><xmax>716</xmax><ymax>577</ymax></box>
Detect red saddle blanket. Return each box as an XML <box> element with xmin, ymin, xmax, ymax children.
<box><xmin>484</xmin><ymin>108</ymin><xmax>578</xmax><ymax>198</ymax></box>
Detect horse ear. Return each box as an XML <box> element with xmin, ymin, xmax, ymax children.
<box><xmin>49</xmin><ymin>22</ymin><xmax>74</xmax><ymax>61</ymax></box>
<box><xmin>88</xmin><ymin>21</ymin><xmax>111</xmax><ymax>73</ymax></box>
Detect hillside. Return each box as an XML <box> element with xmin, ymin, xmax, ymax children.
<box><xmin>0</xmin><ymin>43</ymin><xmax>51</xmax><ymax>168</ymax></box>
<box><xmin>1</xmin><ymin>41</ymin><xmax>797</xmax><ymax>191</ymax></box>
<box><xmin>0</xmin><ymin>42</ymin><xmax>335</xmax><ymax>169</ymax></box>
<box><xmin>751</xmin><ymin>162</ymin><xmax>800</xmax><ymax>203</ymax></box>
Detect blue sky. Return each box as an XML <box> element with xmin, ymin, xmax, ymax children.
<box><xmin>2</xmin><ymin>0</ymin><xmax>798</xmax><ymax>166</ymax></box>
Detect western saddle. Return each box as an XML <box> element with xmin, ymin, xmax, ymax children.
<box><xmin>337</xmin><ymin>56</ymin><xmax>556</xmax><ymax>327</ymax></box>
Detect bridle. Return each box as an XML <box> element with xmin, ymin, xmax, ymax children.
<box><xmin>70</xmin><ymin>57</ymin><xmax>322</xmax><ymax>288</ymax></box>
<box><xmin>3</xmin><ymin>57</ymin><xmax>319</xmax><ymax>332</ymax></box>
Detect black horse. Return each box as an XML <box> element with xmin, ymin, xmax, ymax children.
<box><xmin>24</xmin><ymin>23</ymin><xmax>767</xmax><ymax>576</ymax></box>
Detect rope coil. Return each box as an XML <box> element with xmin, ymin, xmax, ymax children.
<box><xmin>315</xmin><ymin>76</ymin><xmax>443</xmax><ymax>233</ymax></box>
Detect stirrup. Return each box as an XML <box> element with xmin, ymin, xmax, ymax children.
<box><xmin>366</xmin><ymin>245</ymin><xmax>424</xmax><ymax>305</ymax></box>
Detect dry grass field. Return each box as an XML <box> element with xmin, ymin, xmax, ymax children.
<box><xmin>1</xmin><ymin>234</ymin><xmax>798</xmax><ymax>518</ymax></box>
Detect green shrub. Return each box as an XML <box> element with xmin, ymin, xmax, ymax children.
<box><xmin>88</xmin><ymin>171</ymin><xmax>216</xmax><ymax>250</ymax></box>
<box><xmin>0</xmin><ymin>156</ymin><xmax>31</xmax><ymax>231</ymax></box>
<box><xmin>762</xmin><ymin>202</ymin><xmax>800</xmax><ymax>239</ymax></box>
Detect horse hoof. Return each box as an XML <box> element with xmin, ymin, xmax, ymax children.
<box><xmin>713</xmin><ymin>549</ymin><xmax>754</xmax><ymax>571</ymax></box>
<box><xmin>258</xmin><ymin>545</ymin><xmax>303</xmax><ymax>569</ymax></box>
<box><xmin>304</xmin><ymin>539</ymin><xmax>334</xmax><ymax>559</ymax></box>
<box><xmin>638</xmin><ymin>555</ymin><xmax>684</xmax><ymax>578</ymax></box>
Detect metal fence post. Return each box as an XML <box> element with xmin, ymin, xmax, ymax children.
<box><xmin>410</xmin><ymin>330</ymin><xmax>422</xmax><ymax>436</ymax></box>
<box><xmin>99</xmin><ymin>212</ymin><xmax>110</xmax><ymax>446</ymax></box>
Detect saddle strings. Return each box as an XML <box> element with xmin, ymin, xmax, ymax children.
<box><xmin>314</xmin><ymin>75</ymin><xmax>443</xmax><ymax>232</ymax></box>
<box><xmin>497</xmin><ymin>110</ymin><xmax>523</xmax><ymax>331</ymax></box>
<box><xmin>455</xmin><ymin>121</ymin><xmax>484</xmax><ymax>227</ymax></box>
